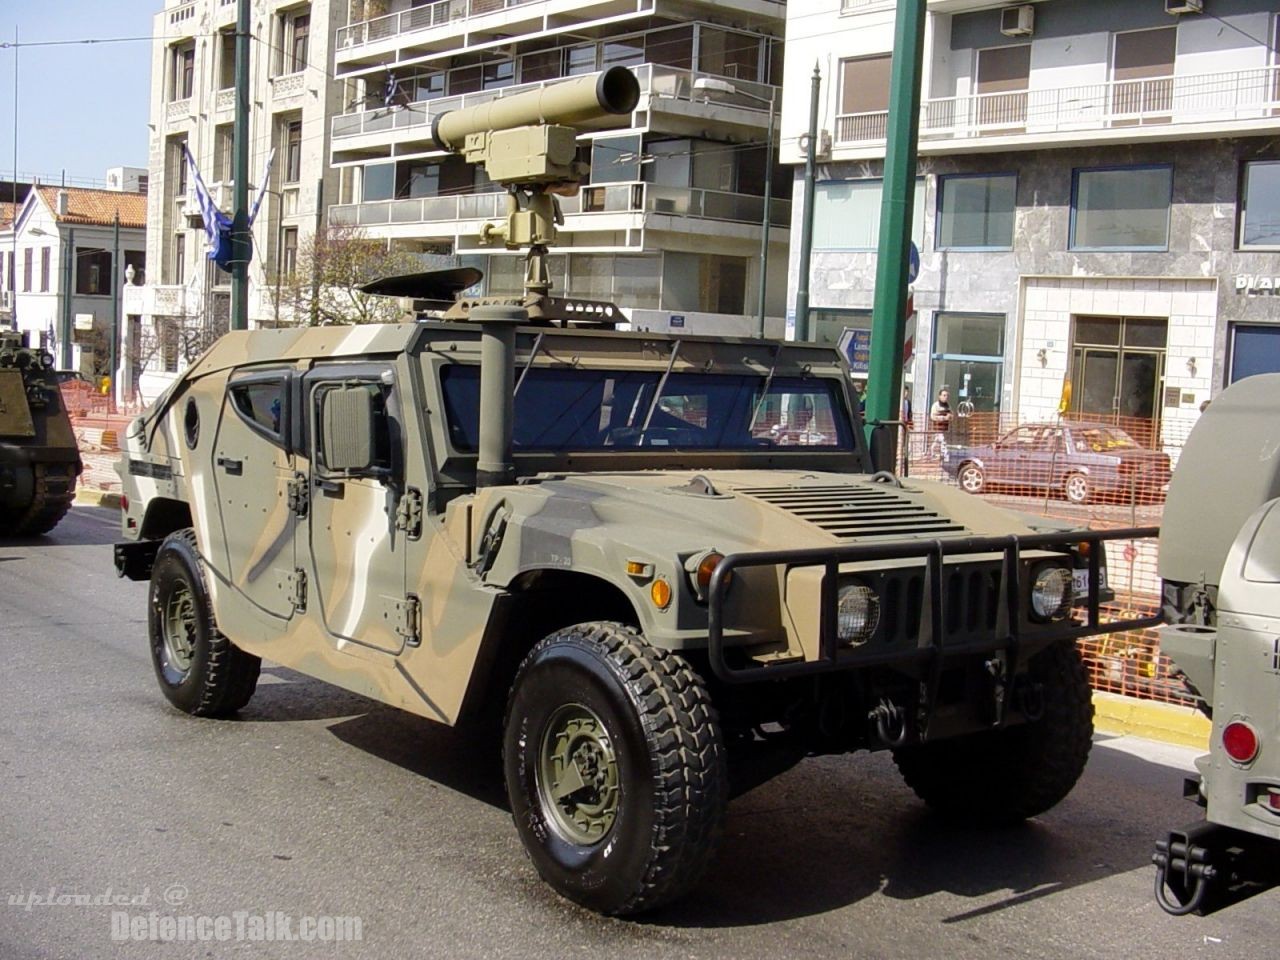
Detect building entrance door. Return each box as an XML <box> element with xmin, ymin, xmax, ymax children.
<box><xmin>1071</xmin><ymin>315</ymin><xmax>1167</xmax><ymax>447</ymax></box>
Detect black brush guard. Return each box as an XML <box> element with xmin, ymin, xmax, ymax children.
<box><xmin>706</xmin><ymin>526</ymin><xmax>1162</xmax><ymax>685</ymax></box>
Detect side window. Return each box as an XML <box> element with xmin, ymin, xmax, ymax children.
<box><xmin>229</xmin><ymin>377</ymin><xmax>288</xmax><ymax>446</ymax></box>
<box><xmin>313</xmin><ymin>380</ymin><xmax>395</xmax><ymax>477</ymax></box>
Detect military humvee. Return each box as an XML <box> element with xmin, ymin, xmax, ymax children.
<box><xmin>113</xmin><ymin>67</ymin><xmax>1158</xmax><ymax>915</ymax></box>
<box><xmin>1153</xmin><ymin>373</ymin><xmax>1280</xmax><ymax>915</ymax></box>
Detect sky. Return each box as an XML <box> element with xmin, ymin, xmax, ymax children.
<box><xmin>0</xmin><ymin>1</ymin><xmax>158</xmax><ymax>187</ymax></box>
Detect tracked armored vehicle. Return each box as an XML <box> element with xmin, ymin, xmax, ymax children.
<box><xmin>113</xmin><ymin>68</ymin><xmax>1158</xmax><ymax>915</ymax></box>
<box><xmin>0</xmin><ymin>329</ymin><xmax>82</xmax><ymax>536</ymax></box>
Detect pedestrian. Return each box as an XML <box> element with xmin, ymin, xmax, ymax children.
<box><xmin>900</xmin><ymin>385</ymin><xmax>913</xmax><ymax>475</ymax></box>
<box><xmin>929</xmin><ymin>388</ymin><xmax>952</xmax><ymax>459</ymax></box>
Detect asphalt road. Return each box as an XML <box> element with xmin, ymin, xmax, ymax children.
<box><xmin>2</xmin><ymin>506</ymin><xmax>1277</xmax><ymax>960</ymax></box>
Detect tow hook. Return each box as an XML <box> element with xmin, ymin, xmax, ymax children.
<box><xmin>1152</xmin><ymin>820</ymin><xmax>1279</xmax><ymax>916</ymax></box>
<box><xmin>868</xmin><ymin>698</ymin><xmax>907</xmax><ymax>747</ymax></box>
<box><xmin>1153</xmin><ymin>824</ymin><xmax>1219</xmax><ymax>915</ymax></box>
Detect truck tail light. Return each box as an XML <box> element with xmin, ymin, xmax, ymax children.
<box><xmin>1222</xmin><ymin>721</ymin><xmax>1259</xmax><ymax>764</ymax></box>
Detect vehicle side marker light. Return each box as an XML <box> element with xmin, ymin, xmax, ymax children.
<box><xmin>1222</xmin><ymin>721</ymin><xmax>1259</xmax><ymax>764</ymax></box>
<box><xmin>651</xmin><ymin>579</ymin><xmax>672</xmax><ymax>610</ymax></box>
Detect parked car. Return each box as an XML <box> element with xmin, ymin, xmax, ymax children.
<box><xmin>941</xmin><ymin>422</ymin><xmax>1172</xmax><ymax>504</ymax></box>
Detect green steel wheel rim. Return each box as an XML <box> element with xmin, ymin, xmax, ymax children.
<box><xmin>537</xmin><ymin>703</ymin><xmax>620</xmax><ymax>846</ymax></box>
<box><xmin>161</xmin><ymin>580</ymin><xmax>198</xmax><ymax>675</ymax></box>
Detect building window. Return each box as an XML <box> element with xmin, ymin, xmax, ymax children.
<box><xmin>284</xmin><ymin>119</ymin><xmax>302</xmax><ymax>184</ymax></box>
<box><xmin>213</xmin><ymin>124</ymin><xmax>234</xmax><ymax>183</ymax></box>
<box><xmin>1229</xmin><ymin>324</ymin><xmax>1280</xmax><ymax>384</ymax></box>
<box><xmin>1111</xmin><ymin>27</ymin><xmax>1176</xmax><ymax>124</ymax></box>
<box><xmin>937</xmin><ymin>174</ymin><xmax>1016</xmax><ymax>250</ymax></box>
<box><xmin>5</xmin><ymin>252</ymin><xmax>13</xmax><ymax>293</ymax></box>
<box><xmin>171</xmin><ymin>42</ymin><xmax>195</xmax><ymax>101</ymax></box>
<box><xmin>362</xmin><ymin>163</ymin><xmax>395</xmax><ymax>202</ymax></box>
<box><xmin>171</xmin><ymin>138</ymin><xmax>189</xmax><ymax>198</ymax></box>
<box><xmin>1240</xmin><ymin>160</ymin><xmax>1280</xmax><ymax>249</ymax></box>
<box><xmin>975</xmin><ymin>45</ymin><xmax>1030</xmax><ymax>132</ymax></box>
<box><xmin>288</xmin><ymin>12</ymin><xmax>310</xmax><ymax>74</ymax></box>
<box><xmin>218</xmin><ymin>30</ymin><xmax>236</xmax><ymax>91</ymax></box>
<box><xmin>930</xmin><ymin>313</ymin><xmax>1005</xmax><ymax>416</ymax></box>
<box><xmin>76</xmin><ymin>249</ymin><xmax>113</xmax><ymax>296</ymax></box>
<box><xmin>280</xmin><ymin>227</ymin><xmax>298</xmax><ymax>278</ymax></box>
<box><xmin>174</xmin><ymin>234</ymin><xmax>186</xmax><ymax>286</ymax></box>
<box><xmin>813</xmin><ymin>179</ymin><xmax>925</xmax><ymax>251</ymax></box>
<box><xmin>40</xmin><ymin>248</ymin><xmax>50</xmax><ymax>293</ymax></box>
<box><xmin>837</xmin><ymin>55</ymin><xmax>891</xmax><ymax>141</ymax></box>
<box><xmin>23</xmin><ymin>248</ymin><xmax>32</xmax><ymax>292</ymax></box>
<box><xmin>1070</xmin><ymin>165</ymin><xmax>1172</xmax><ymax>251</ymax></box>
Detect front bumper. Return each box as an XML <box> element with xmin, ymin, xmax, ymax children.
<box><xmin>706</xmin><ymin>526</ymin><xmax>1162</xmax><ymax>685</ymax></box>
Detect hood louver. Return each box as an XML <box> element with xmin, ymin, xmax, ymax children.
<box><xmin>734</xmin><ymin>484</ymin><xmax>967</xmax><ymax>540</ymax></box>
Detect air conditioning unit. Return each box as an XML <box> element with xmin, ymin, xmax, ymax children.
<box><xmin>1000</xmin><ymin>5</ymin><xmax>1034</xmax><ymax>37</ymax></box>
<box><xmin>1165</xmin><ymin>0</ymin><xmax>1203</xmax><ymax>14</ymax></box>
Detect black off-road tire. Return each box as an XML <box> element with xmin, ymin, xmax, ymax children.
<box><xmin>892</xmin><ymin>640</ymin><xmax>1093</xmax><ymax>824</ymax></box>
<box><xmin>148</xmin><ymin>528</ymin><xmax>260</xmax><ymax>717</ymax></box>
<box><xmin>503</xmin><ymin>621</ymin><xmax>727</xmax><ymax>915</ymax></box>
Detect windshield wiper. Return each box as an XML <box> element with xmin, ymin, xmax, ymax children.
<box><xmin>513</xmin><ymin>332</ymin><xmax>545</xmax><ymax>399</ymax></box>
<box><xmin>748</xmin><ymin>343</ymin><xmax>783</xmax><ymax>434</ymax></box>
<box><xmin>638</xmin><ymin>339</ymin><xmax>682</xmax><ymax>442</ymax></box>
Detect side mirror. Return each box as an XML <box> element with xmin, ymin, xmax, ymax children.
<box><xmin>320</xmin><ymin>385</ymin><xmax>375</xmax><ymax>473</ymax></box>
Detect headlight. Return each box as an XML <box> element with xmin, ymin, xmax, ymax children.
<box><xmin>837</xmin><ymin>582</ymin><xmax>880</xmax><ymax>645</ymax></box>
<box><xmin>1031</xmin><ymin>566</ymin><xmax>1072</xmax><ymax>621</ymax></box>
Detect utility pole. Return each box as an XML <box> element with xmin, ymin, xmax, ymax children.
<box><xmin>793</xmin><ymin>63</ymin><xmax>821</xmax><ymax>342</ymax></box>
<box><xmin>230</xmin><ymin>0</ymin><xmax>251</xmax><ymax>330</ymax></box>
<box><xmin>60</xmin><ymin>227</ymin><xmax>74</xmax><ymax>369</ymax></box>
<box><xmin>110</xmin><ymin>210</ymin><xmax>120</xmax><ymax>407</ymax></box>
<box><xmin>865</xmin><ymin>0</ymin><xmax>927</xmax><ymax>466</ymax></box>
<box><xmin>755</xmin><ymin>88</ymin><xmax>776</xmax><ymax>339</ymax></box>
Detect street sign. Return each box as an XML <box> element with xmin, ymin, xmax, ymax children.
<box><xmin>837</xmin><ymin>327</ymin><xmax>872</xmax><ymax>373</ymax></box>
<box><xmin>907</xmin><ymin>241</ymin><xmax>920</xmax><ymax>285</ymax></box>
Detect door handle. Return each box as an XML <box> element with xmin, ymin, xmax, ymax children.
<box><xmin>216</xmin><ymin>456</ymin><xmax>243</xmax><ymax>475</ymax></box>
<box><xmin>314</xmin><ymin>477</ymin><xmax>343</xmax><ymax>497</ymax></box>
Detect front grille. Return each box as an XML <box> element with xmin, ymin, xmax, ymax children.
<box><xmin>876</xmin><ymin>563</ymin><xmax>1002</xmax><ymax>646</ymax></box>
<box><xmin>735</xmin><ymin>483</ymin><xmax>967</xmax><ymax>540</ymax></box>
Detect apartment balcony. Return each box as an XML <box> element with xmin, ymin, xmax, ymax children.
<box><xmin>327</xmin><ymin>181</ymin><xmax>789</xmax><ymax>249</ymax></box>
<box><xmin>330</xmin><ymin>64</ymin><xmax>776</xmax><ymax>162</ymax></box>
<box><xmin>334</xmin><ymin>0</ymin><xmax>784</xmax><ymax>67</ymax></box>
<box><xmin>835</xmin><ymin>66</ymin><xmax>1280</xmax><ymax>156</ymax></box>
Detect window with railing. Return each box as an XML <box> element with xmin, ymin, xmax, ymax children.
<box><xmin>837</xmin><ymin>54</ymin><xmax>891</xmax><ymax>142</ymax></box>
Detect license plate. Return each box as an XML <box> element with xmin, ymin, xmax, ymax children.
<box><xmin>1072</xmin><ymin>567</ymin><xmax>1106</xmax><ymax>599</ymax></box>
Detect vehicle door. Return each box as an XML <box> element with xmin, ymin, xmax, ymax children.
<box><xmin>210</xmin><ymin>368</ymin><xmax>300</xmax><ymax>620</ymax></box>
<box><xmin>305</xmin><ymin>362</ymin><xmax>410</xmax><ymax>655</ymax></box>
<box><xmin>1024</xmin><ymin>426</ymin><xmax>1062</xmax><ymax>488</ymax></box>
<box><xmin>989</xmin><ymin>425</ymin><xmax>1039</xmax><ymax>486</ymax></box>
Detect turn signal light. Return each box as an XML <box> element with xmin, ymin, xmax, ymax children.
<box><xmin>695</xmin><ymin>552</ymin><xmax>731</xmax><ymax>594</ymax></box>
<box><xmin>1222</xmin><ymin>721</ymin><xmax>1260</xmax><ymax>764</ymax></box>
<box><xmin>650</xmin><ymin>578</ymin><xmax>672</xmax><ymax>610</ymax></box>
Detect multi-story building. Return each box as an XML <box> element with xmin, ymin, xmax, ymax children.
<box><xmin>327</xmin><ymin>0</ymin><xmax>788</xmax><ymax>336</ymax></box>
<box><xmin>0</xmin><ymin>181</ymin><xmax>146</xmax><ymax>382</ymax></box>
<box><xmin>783</xmin><ymin>0</ymin><xmax>1280</xmax><ymax>447</ymax></box>
<box><xmin>132</xmin><ymin>0</ymin><xmax>343</xmax><ymax>400</ymax></box>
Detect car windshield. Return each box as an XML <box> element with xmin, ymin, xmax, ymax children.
<box><xmin>1071</xmin><ymin>426</ymin><xmax>1139</xmax><ymax>452</ymax></box>
<box><xmin>440</xmin><ymin>366</ymin><xmax>855</xmax><ymax>453</ymax></box>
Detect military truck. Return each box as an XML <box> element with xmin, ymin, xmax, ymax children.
<box><xmin>0</xmin><ymin>328</ymin><xmax>83</xmax><ymax>536</ymax></box>
<box><xmin>1153</xmin><ymin>373</ymin><xmax>1280</xmax><ymax>915</ymax></box>
<box><xmin>112</xmin><ymin>68</ymin><xmax>1159</xmax><ymax>915</ymax></box>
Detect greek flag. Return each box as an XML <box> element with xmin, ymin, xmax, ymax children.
<box><xmin>247</xmin><ymin>147</ymin><xmax>276</xmax><ymax>229</ymax></box>
<box><xmin>182</xmin><ymin>144</ymin><xmax>233</xmax><ymax>271</ymax></box>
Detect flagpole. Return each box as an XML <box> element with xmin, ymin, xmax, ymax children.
<box><xmin>230</xmin><ymin>0</ymin><xmax>251</xmax><ymax>331</ymax></box>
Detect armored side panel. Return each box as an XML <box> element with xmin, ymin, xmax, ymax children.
<box><xmin>1160</xmin><ymin>373</ymin><xmax>1280</xmax><ymax>591</ymax></box>
<box><xmin>0</xmin><ymin>332</ymin><xmax>83</xmax><ymax>536</ymax></box>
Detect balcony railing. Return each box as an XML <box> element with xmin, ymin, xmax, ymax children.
<box><xmin>835</xmin><ymin>66</ymin><xmax>1280</xmax><ymax>147</ymax></box>
<box><xmin>337</xmin><ymin>0</ymin><xmax>544</xmax><ymax>50</ymax></box>
<box><xmin>331</xmin><ymin>64</ymin><xmax>774</xmax><ymax>143</ymax></box>
<box><xmin>327</xmin><ymin>181</ymin><xmax>790</xmax><ymax>230</ymax></box>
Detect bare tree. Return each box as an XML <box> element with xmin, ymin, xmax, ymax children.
<box><xmin>270</xmin><ymin>226</ymin><xmax>424</xmax><ymax>326</ymax></box>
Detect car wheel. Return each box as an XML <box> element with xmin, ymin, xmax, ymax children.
<box><xmin>503</xmin><ymin>621</ymin><xmax>727</xmax><ymax>915</ymax></box>
<box><xmin>148</xmin><ymin>528</ymin><xmax>261</xmax><ymax>717</ymax></box>
<box><xmin>1064</xmin><ymin>472</ymin><xmax>1090</xmax><ymax>505</ymax></box>
<box><xmin>892</xmin><ymin>640</ymin><xmax>1094</xmax><ymax>824</ymax></box>
<box><xmin>957</xmin><ymin>463</ymin><xmax>985</xmax><ymax>495</ymax></box>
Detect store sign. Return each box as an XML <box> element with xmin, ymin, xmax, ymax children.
<box><xmin>1235</xmin><ymin>275</ymin><xmax>1280</xmax><ymax>296</ymax></box>
<box><xmin>843</xmin><ymin>328</ymin><xmax>872</xmax><ymax>373</ymax></box>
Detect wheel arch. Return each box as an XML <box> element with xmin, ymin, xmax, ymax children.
<box><xmin>139</xmin><ymin>497</ymin><xmax>194</xmax><ymax>541</ymax></box>
<box><xmin>456</xmin><ymin>569</ymin><xmax>642</xmax><ymax>725</ymax></box>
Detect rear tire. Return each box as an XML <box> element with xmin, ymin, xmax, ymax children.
<box><xmin>1064</xmin><ymin>472</ymin><xmax>1090</xmax><ymax>505</ymax></box>
<box><xmin>503</xmin><ymin>621</ymin><xmax>727</xmax><ymax>915</ymax></box>
<box><xmin>892</xmin><ymin>640</ymin><xmax>1094</xmax><ymax>824</ymax></box>
<box><xmin>147</xmin><ymin>528</ymin><xmax>260</xmax><ymax>717</ymax></box>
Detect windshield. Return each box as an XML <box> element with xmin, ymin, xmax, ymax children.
<box><xmin>440</xmin><ymin>366</ymin><xmax>855</xmax><ymax>453</ymax></box>
<box><xmin>1071</xmin><ymin>426</ymin><xmax>1139</xmax><ymax>452</ymax></box>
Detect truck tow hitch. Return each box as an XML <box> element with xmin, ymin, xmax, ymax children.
<box><xmin>1154</xmin><ymin>819</ymin><xmax>1280</xmax><ymax>915</ymax></box>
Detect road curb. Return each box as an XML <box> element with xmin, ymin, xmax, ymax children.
<box><xmin>1092</xmin><ymin>691</ymin><xmax>1209</xmax><ymax>750</ymax></box>
<box><xmin>76</xmin><ymin>488</ymin><xmax>123</xmax><ymax>510</ymax></box>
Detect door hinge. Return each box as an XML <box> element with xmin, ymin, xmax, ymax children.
<box><xmin>285</xmin><ymin>568</ymin><xmax>308</xmax><ymax>613</ymax></box>
<box><xmin>396</xmin><ymin>593</ymin><xmax>421</xmax><ymax>647</ymax></box>
<box><xmin>395</xmin><ymin>486</ymin><xmax>424</xmax><ymax>540</ymax></box>
<box><xmin>287</xmin><ymin>472</ymin><xmax>309</xmax><ymax>517</ymax></box>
